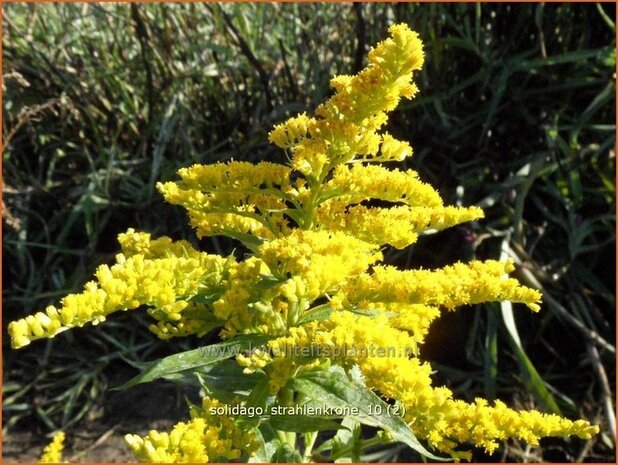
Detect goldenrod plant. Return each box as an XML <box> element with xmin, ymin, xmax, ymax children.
<box><xmin>39</xmin><ymin>432</ymin><xmax>66</xmax><ymax>463</ymax></box>
<box><xmin>13</xmin><ymin>24</ymin><xmax>598</xmax><ymax>462</ymax></box>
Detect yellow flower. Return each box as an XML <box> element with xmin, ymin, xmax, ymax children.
<box><xmin>324</xmin><ymin>164</ymin><xmax>443</xmax><ymax>207</ymax></box>
<box><xmin>175</xmin><ymin>161</ymin><xmax>292</xmax><ymax>190</ymax></box>
<box><xmin>157</xmin><ymin>161</ymin><xmax>295</xmax><ymax>243</ymax></box>
<box><xmin>357</xmin><ymin>302</ymin><xmax>441</xmax><ymax>350</ymax></box>
<box><xmin>269</xmin><ymin>113</ymin><xmax>314</xmax><ymax>149</ymax></box>
<box><xmin>211</xmin><ymin>230</ymin><xmax>382</xmax><ymax>339</ymax></box>
<box><xmin>237</xmin><ymin>347</ymin><xmax>272</xmax><ymax>373</ymax></box>
<box><xmin>8</xmin><ymin>231</ymin><xmax>227</xmax><ymax>348</ymax></box>
<box><xmin>40</xmin><ymin>432</ymin><xmax>65</xmax><ymax>463</ymax></box>
<box><xmin>125</xmin><ymin>397</ymin><xmax>257</xmax><ymax>463</ymax></box>
<box><xmin>343</xmin><ymin>259</ymin><xmax>542</xmax><ymax>311</ymax></box>
<box><xmin>257</xmin><ymin>230</ymin><xmax>381</xmax><ymax>295</ymax></box>
<box><xmin>10</xmin><ymin>22</ymin><xmax>599</xmax><ymax>461</ymax></box>
<box><xmin>316</xmin><ymin>202</ymin><xmax>484</xmax><ymax>249</ymax></box>
<box><xmin>276</xmin><ymin>311</ymin><xmax>599</xmax><ymax>458</ymax></box>
<box><xmin>268</xmin><ymin>24</ymin><xmax>424</xmax><ymax>178</ymax></box>
<box><xmin>379</xmin><ymin>133</ymin><xmax>413</xmax><ymax>161</ymax></box>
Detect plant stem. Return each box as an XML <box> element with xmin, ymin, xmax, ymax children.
<box><xmin>303</xmin><ymin>431</ymin><xmax>318</xmax><ymax>462</ymax></box>
<box><xmin>331</xmin><ymin>435</ymin><xmax>384</xmax><ymax>461</ymax></box>
<box><xmin>277</xmin><ymin>387</ymin><xmax>297</xmax><ymax>448</ymax></box>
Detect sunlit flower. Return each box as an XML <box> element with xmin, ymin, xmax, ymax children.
<box><xmin>9</xmin><ymin>22</ymin><xmax>598</xmax><ymax>461</ymax></box>
<box><xmin>40</xmin><ymin>432</ymin><xmax>65</xmax><ymax>463</ymax></box>
<box><xmin>125</xmin><ymin>397</ymin><xmax>257</xmax><ymax>463</ymax></box>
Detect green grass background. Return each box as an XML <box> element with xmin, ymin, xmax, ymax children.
<box><xmin>2</xmin><ymin>2</ymin><xmax>615</xmax><ymax>462</ymax></box>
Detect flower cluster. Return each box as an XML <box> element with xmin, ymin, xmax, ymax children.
<box><xmin>125</xmin><ymin>397</ymin><xmax>257</xmax><ymax>462</ymax></box>
<box><xmin>39</xmin><ymin>432</ymin><xmax>66</xmax><ymax>463</ymax></box>
<box><xmin>157</xmin><ymin>162</ymin><xmax>294</xmax><ymax>245</ymax></box>
<box><xmin>339</xmin><ymin>259</ymin><xmax>541</xmax><ymax>312</ymax></box>
<box><xmin>267</xmin><ymin>311</ymin><xmax>598</xmax><ymax>457</ymax></box>
<box><xmin>269</xmin><ymin>24</ymin><xmax>423</xmax><ymax>175</ymax></box>
<box><xmin>8</xmin><ymin>229</ymin><xmax>228</xmax><ymax>348</ymax></box>
<box><xmin>10</xmin><ymin>23</ymin><xmax>598</xmax><ymax>462</ymax></box>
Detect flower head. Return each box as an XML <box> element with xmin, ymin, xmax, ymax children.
<box><xmin>125</xmin><ymin>397</ymin><xmax>257</xmax><ymax>463</ymax></box>
<box><xmin>40</xmin><ymin>432</ymin><xmax>66</xmax><ymax>463</ymax></box>
<box><xmin>9</xmin><ymin>22</ymin><xmax>598</xmax><ymax>461</ymax></box>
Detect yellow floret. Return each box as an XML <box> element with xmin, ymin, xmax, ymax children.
<box><xmin>40</xmin><ymin>432</ymin><xmax>65</xmax><ymax>463</ymax></box>
<box><xmin>344</xmin><ymin>259</ymin><xmax>542</xmax><ymax>311</ymax></box>
<box><xmin>125</xmin><ymin>397</ymin><xmax>257</xmax><ymax>463</ymax></box>
<box><xmin>10</xmin><ymin>23</ymin><xmax>599</xmax><ymax>462</ymax></box>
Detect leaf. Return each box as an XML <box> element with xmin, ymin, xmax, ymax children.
<box><xmin>270</xmin><ymin>414</ymin><xmax>344</xmax><ymax>433</ymax></box>
<box><xmin>570</xmin><ymin>82</ymin><xmax>616</xmax><ymax>148</ymax></box>
<box><xmin>335</xmin><ymin>419</ymin><xmax>361</xmax><ymax>463</ymax></box>
<box><xmin>312</xmin><ymin>417</ymin><xmax>363</xmax><ymax>462</ymax></box>
<box><xmin>270</xmin><ymin>443</ymin><xmax>303</xmax><ymax>463</ymax></box>
<box><xmin>500</xmin><ymin>301</ymin><xmax>563</xmax><ymax>415</ymax></box>
<box><xmin>223</xmin><ymin>231</ymin><xmax>264</xmax><ymax>251</ymax></box>
<box><xmin>202</xmin><ymin>359</ymin><xmax>265</xmax><ymax>393</ymax></box>
<box><xmin>250</xmin><ymin>424</ymin><xmax>281</xmax><ymax>463</ymax></box>
<box><xmin>197</xmin><ymin>360</ymin><xmax>266</xmax><ymax>403</ymax></box>
<box><xmin>483</xmin><ymin>307</ymin><xmax>499</xmax><ymax>401</ymax></box>
<box><xmin>252</xmin><ymin>274</ymin><xmax>286</xmax><ymax>293</ymax></box>
<box><xmin>113</xmin><ymin>334</ymin><xmax>271</xmax><ymax>390</ymax></box>
<box><xmin>247</xmin><ymin>376</ymin><xmax>271</xmax><ymax>408</ymax></box>
<box><xmin>291</xmin><ymin>365</ymin><xmax>447</xmax><ymax>461</ymax></box>
<box><xmin>515</xmin><ymin>45</ymin><xmax>615</xmax><ymax>71</ymax></box>
<box><xmin>297</xmin><ymin>305</ymin><xmax>333</xmax><ymax>325</ymax></box>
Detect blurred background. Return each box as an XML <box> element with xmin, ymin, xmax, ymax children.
<box><xmin>2</xmin><ymin>2</ymin><xmax>615</xmax><ymax>462</ymax></box>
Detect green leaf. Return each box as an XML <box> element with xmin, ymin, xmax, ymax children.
<box><xmin>500</xmin><ymin>301</ymin><xmax>562</xmax><ymax>415</ymax></box>
<box><xmin>196</xmin><ymin>360</ymin><xmax>265</xmax><ymax>403</ymax></box>
<box><xmin>483</xmin><ymin>308</ymin><xmax>498</xmax><ymax>401</ymax></box>
<box><xmin>270</xmin><ymin>443</ymin><xmax>303</xmax><ymax>463</ymax></box>
<box><xmin>570</xmin><ymin>82</ymin><xmax>615</xmax><ymax>147</ymax></box>
<box><xmin>113</xmin><ymin>334</ymin><xmax>272</xmax><ymax>390</ymax></box>
<box><xmin>252</xmin><ymin>274</ymin><xmax>286</xmax><ymax>293</ymax></box>
<box><xmin>224</xmin><ymin>231</ymin><xmax>264</xmax><ymax>251</ymax></box>
<box><xmin>250</xmin><ymin>424</ymin><xmax>281</xmax><ymax>463</ymax></box>
<box><xmin>347</xmin><ymin>307</ymin><xmax>384</xmax><ymax>317</ymax></box>
<box><xmin>515</xmin><ymin>45</ymin><xmax>615</xmax><ymax>71</ymax></box>
<box><xmin>270</xmin><ymin>414</ymin><xmax>344</xmax><ymax>433</ymax></box>
<box><xmin>247</xmin><ymin>376</ymin><xmax>271</xmax><ymax>408</ymax></box>
<box><xmin>297</xmin><ymin>305</ymin><xmax>333</xmax><ymax>325</ymax></box>
<box><xmin>202</xmin><ymin>359</ymin><xmax>265</xmax><ymax>393</ymax></box>
<box><xmin>313</xmin><ymin>417</ymin><xmax>358</xmax><ymax>457</ymax></box>
<box><xmin>335</xmin><ymin>420</ymin><xmax>362</xmax><ymax>462</ymax></box>
<box><xmin>291</xmin><ymin>365</ymin><xmax>447</xmax><ymax>461</ymax></box>
<box><xmin>189</xmin><ymin>293</ymin><xmax>222</xmax><ymax>306</ymax></box>
<box><xmin>311</xmin><ymin>422</ymin><xmax>362</xmax><ymax>462</ymax></box>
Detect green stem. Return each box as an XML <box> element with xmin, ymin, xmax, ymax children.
<box><xmin>331</xmin><ymin>435</ymin><xmax>385</xmax><ymax>461</ymax></box>
<box><xmin>299</xmin><ymin>173</ymin><xmax>327</xmax><ymax>229</ymax></box>
<box><xmin>303</xmin><ymin>431</ymin><xmax>318</xmax><ymax>462</ymax></box>
<box><xmin>277</xmin><ymin>388</ymin><xmax>297</xmax><ymax>448</ymax></box>
<box><xmin>276</xmin><ymin>430</ymin><xmax>289</xmax><ymax>444</ymax></box>
<box><xmin>288</xmin><ymin>297</ymin><xmax>306</xmax><ymax>327</ymax></box>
